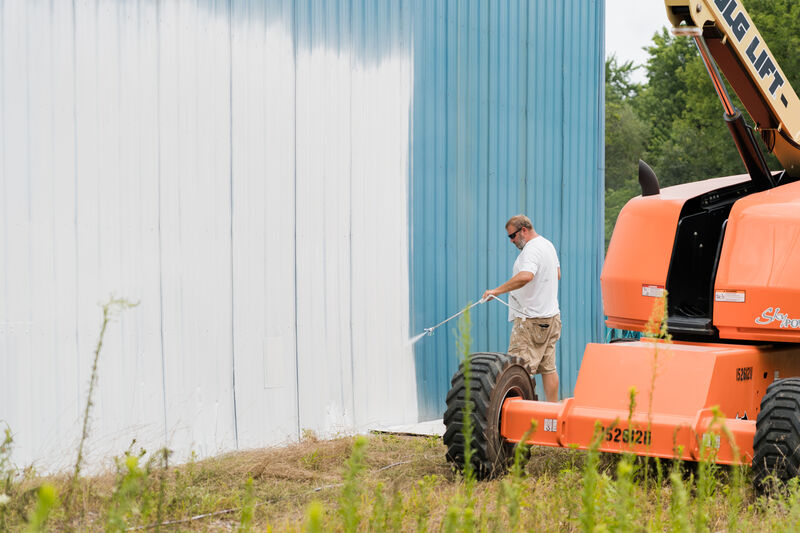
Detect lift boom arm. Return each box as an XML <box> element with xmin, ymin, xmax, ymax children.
<box><xmin>665</xmin><ymin>0</ymin><xmax>800</xmax><ymax>176</ymax></box>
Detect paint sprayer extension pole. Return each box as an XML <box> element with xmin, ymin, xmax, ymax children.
<box><xmin>420</xmin><ymin>295</ymin><xmax>533</xmax><ymax>337</ymax></box>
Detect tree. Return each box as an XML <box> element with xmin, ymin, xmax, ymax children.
<box><xmin>604</xmin><ymin>2</ymin><xmax>800</xmax><ymax>246</ymax></box>
<box><xmin>605</xmin><ymin>56</ymin><xmax>648</xmax><ymax>191</ymax></box>
<box><xmin>604</xmin><ymin>56</ymin><xmax>648</xmax><ymax>246</ymax></box>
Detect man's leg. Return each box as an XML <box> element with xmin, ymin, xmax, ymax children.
<box><xmin>539</xmin><ymin>315</ymin><xmax>561</xmax><ymax>402</ymax></box>
<box><xmin>542</xmin><ymin>372</ymin><xmax>559</xmax><ymax>402</ymax></box>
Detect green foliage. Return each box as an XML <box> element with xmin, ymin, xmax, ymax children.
<box><xmin>604</xmin><ymin>3</ymin><xmax>798</xmax><ymax>245</ymax></box>
<box><xmin>669</xmin><ymin>466</ymin><xmax>690</xmax><ymax>533</ymax></box>
<box><xmin>237</xmin><ymin>477</ymin><xmax>256</xmax><ymax>532</ymax></box>
<box><xmin>25</xmin><ymin>484</ymin><xmax>58</xmax><ymax>533</ymax></box>
<box><xmin>0</xmin><ymin>425</ymin><xmax>14</xmax><ymax>531</ymax></box>
<box><xmin>368</xmin><ymin>482</ymin><xmax>388</xmax><ymax>531</ymax></box>
<box><xmin>578</xmin><ymin>423</ymin><xmax>603</xmax><ymax>532</ymax></box>
<box><xmin>386</xmin><ymin>489</ymin><xmax>404</xmax><ymax>531</ymax></box>
<box><xmin>410</xmin><ymin>475</ymin><xmax>437</xmax><ymax>532</ymax></box>
<box><xmin>301</xmin><ymin>449</ymin><xmax>322</xmax><ymax>470</ymax></box>
<box><xmin>105</xmin><ymin>452</ymin><xmax>149</xmax><ymax>532</ymax></box>
<box><xmin>304</xmin><ymin>500</ymin><xmax>324</xmax><ymax>533</ymax></box>
<box><xmin>455</xmin><ymin>307</ymin><xmax>475</xmax><ymax>487</ymax></box>
<box><xmin>500</xmin><ymin>422</ymin><xmax>536</xmax><ymax>530</ymax></box>
<box><xmin>338</xmin><ymin>436</ymin><xmax>368</xmax><ymax>532</ymax></box>
<box><xmin>606</xmin><ymin>56</ymin><xmax>648</xmax><ymax>192</ymax></box>
<box><xmin>68</xmin><ymin>296</ymin><xmax>139</xmax><ymax>512</ymax></box>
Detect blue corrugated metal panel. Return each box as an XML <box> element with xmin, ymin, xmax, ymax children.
<box><xmin>411</xmin><ymin>0</ymin><xmax>605</xmax><ymax>420</ymax></box>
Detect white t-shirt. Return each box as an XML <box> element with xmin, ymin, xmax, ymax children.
<box><xmin>508</xmin><ymin>236</ymin><xmax>560</xmax><ymax>320</ymax></box>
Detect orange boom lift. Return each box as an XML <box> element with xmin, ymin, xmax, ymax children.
<box><xmin>443</xmin><ymin>0</ymin><xmax>800</xmax><ymax>487</ymax></box>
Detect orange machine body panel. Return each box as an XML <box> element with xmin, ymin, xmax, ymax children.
<box><xmin>713</xmin><ymin>180</ymin><xmax>800</xmax><ymax>342</ymax></box>
<box><xmin>602</xmin><ymin>175</ymin><xmax>750</xmax><ymax>332</ymax></box>
<box><xmin>501</xmin><ymin>340</ymin><xmax>800</xmax><ymax>464</ymax></box>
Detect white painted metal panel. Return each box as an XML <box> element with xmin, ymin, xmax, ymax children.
<box><xmin>349</xmin><ymin>1</ymin><xmax>418</xmax><ymax>430</ymax></box>
<box><xmin>230</xmin><ymin>0</ymin><xmax>299</xmax><ymax>449</ymax></box>
<box><xmin>0</xmin><ymin>0</ymin><xmax>417</xmax><ymax>470</ymax></box>
<box><xmin>294</xmin><ymin>0</ymin><xmax>356</xmax><ymax>436</ymax></box>
<box><xmin>156</xmin><ymin>0</ymin><xmax>237</xmax><ymax>459</ymax></box>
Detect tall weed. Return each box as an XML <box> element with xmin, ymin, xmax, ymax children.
<box><xmin>669</xmin><ymin>466</ymin><xmax>690</xmax><ymax>533</ymax></box>
<box><xmin>304</xmin><ymin>500</ymin><xmax>324</xmax><ymax>533</ymax></box>
<box><xmin>105</xmin><ymin>451</ymin><xmax>148</xmax><ymax>532</ymax></box>
<box><xmin>67</xmin><ymin>296</ymin><xmax>138</xmax><ymax>511</ymax></box>
<box><xmin>578</xmin><ymin>422</ymin><xmax>604</xmax><ymax>532</ymax></box>
<box><xmin>238</xmin><ymin>477</ymin><xmax>256</xmax><ymax>532</ymax></box>
<box><xmin>368</xmin><ymin>482</ymin><xmax>388</xmax><ymax>532</ymax></box>
<box><xmin>24</xmin><ymin>484</ymin><xmax>58</xmax><ymax>533</ymax></box>
<box><xmin>455</xmin><ymin>307</ymin><xmax>475</xmax><ymax>488</ymax></box>
<box><xmin>338</xmin><ymin>435</ymin><xmax>368</xmax><ymax>532</ymax></box>
<box><xmin>443</xmin><ymin>306</ymin><xmax>477</xmax><ymax>532</ymax></box>
<box><xmin>500</xmin><ymin>421</ymin><xmax>536</xmax><ymax>530</ymax></box>
<box><xmin>0</xmin><ymin>426</ymin><xmax>14</xmax><ymax>531</ymax></box>
<box><xmin>410</xmin><ymin>475</ymin><xmax>437</xmax><ymax>532</ymax></box>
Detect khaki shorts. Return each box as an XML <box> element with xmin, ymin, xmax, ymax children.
<box><xmin>508</xmin><ymin>314</ymin><xmax>561</xmax><ymax>375</ymax></box>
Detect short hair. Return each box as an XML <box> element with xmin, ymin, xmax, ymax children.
<box><xmin>505</xmin><ymin>214</ymin><xmax>533</xmax><ymax>231</ymax></box>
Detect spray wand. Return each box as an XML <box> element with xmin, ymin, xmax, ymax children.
<box><xmin>410</xmin><ymin>295</ymin><xmax>532</xmax><ymax>344</ymax></box>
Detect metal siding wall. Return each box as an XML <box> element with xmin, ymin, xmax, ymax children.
<box><xmin>231</xmin><ymin>0</ymin><xmax>299</xmax><ymax>451</ymax></box>
<box><xmin>411</xmin><ymin>0</ymin><xmax>605</xmax><ymax>419</ymax></box>
<box><xmin>1</xmin><ymin>0</ymin><xmax>416</xmax><ymax>470</ymax></box>
<box><xmin>0</xmin><ymin>0</ymin><xmax>602</xmax><ymax>468</ymax></box>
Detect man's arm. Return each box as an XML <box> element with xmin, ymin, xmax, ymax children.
<box><xmin>558</xmin><ymin>267</ymin><xmax>561</xmax><ymax>280</ymax></box>
<box><xmin>482</xmin><ymin>271</ymin><xmax>534</xmax><ymax>301</ymax></box>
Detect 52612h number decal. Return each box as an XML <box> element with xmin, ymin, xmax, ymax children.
<box><xmin>599</xmin><ymin>426</ymin><xmax>652</xmax><ymax>446</ymax></box>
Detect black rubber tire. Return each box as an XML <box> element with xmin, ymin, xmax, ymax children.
<box><xmin>443</xmin><ymin>352</ymin><xmax>536</xmax><ymax>479</ymax></box>
<box><xmin>753</xmin><ymin>378</ymin><xmax>800</xmax><ymax>490</ymax></box>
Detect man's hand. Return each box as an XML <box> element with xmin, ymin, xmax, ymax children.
<box><xmin>482</xmin><ymin>289</ymin><xmax>499</xmax><ymax>302</ymax></box>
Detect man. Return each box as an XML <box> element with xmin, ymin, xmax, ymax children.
<box><xmin>482</xmin><ymin>214</ymin><xmax>562</xmax><ymax>402</ymax></box>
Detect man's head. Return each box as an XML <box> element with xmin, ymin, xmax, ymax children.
<box><xmin>505</xmin><ymin>214</ymin><xmax>536</xmax><ymax>250</ymax></box>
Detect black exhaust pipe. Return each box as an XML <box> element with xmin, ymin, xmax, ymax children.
<box><xmin>638</xmin><ymin>159</ymin><xmax>660</xmax><ymax>196</ymax></box>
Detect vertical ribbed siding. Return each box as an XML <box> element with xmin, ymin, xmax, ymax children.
<box><xmin>1</xmin><ymin>0</ymin><xmax>603</xmax><ymax>469</ymax></box>
<box><xmin>1</xmin><ymin>0</ymin><xmax>417</xmax><ymax>470</ymax></box>
<box><xmin>410</xmin><ymin>0</ymin><xmax>605</xmax><ymax>419</ymax></box>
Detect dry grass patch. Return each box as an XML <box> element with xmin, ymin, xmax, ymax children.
<box><xmin>6</xmin><ymin>432</ymin><xmax>800</xmax><ymax>531</ymax></box>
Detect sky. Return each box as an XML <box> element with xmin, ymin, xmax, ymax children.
<box><xmin>605</xmin><ymin>0</ymin><xmax>672</xmax><ymax>83</ymax></box>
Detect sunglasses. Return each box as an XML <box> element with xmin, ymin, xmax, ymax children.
<box><xmin>507</xmin><ymin>228</ymin><xmax>523</xmax><ymax>240</ymax></box>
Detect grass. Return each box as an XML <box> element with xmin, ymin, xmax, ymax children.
<box><xmin>5</xmin><ymin>421</ymin><xmax>800</xmax><ymax>530</ymax></box>
<box><xmin>5</xmin><ymin>298</ymin><xmax>800</xmax><ymax>530</ymax></box>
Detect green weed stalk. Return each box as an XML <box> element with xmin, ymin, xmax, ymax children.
<box><xmin>105</xmin><ymin>451</ymin><xmax>148</xmax><ymax>532</ymax></box>
<box><xmin>411</xmin><ymin>475</ymin><xmax>437</xmax><ymax>532</ymax></box>
<box><xmin>154</xmin><ymin>447</ymin><xmax>171</xmax><ymax>533</ymax></box>
<box><xmin>448</xmin><ymin>306</ymin><xmax>476</xmax><ymax>532</ymax></box>
<box><xmin>605</xmin><ymin>387</ymin><xmax>639</xmax><ymax>531</ymax></box>
<box><xmin>0</xmin><ymin>426</ymin><xmax>14</xmax><ymax>531</ymax></box>
<box><xmin>579</xmin><ymin>422</ymin><xmax>605</xmax><ymax>532</ymax></box>
<box><xmin>238</xmin><ymin>477</ymin><xmax>256</xmax><ymax>532</ymax></box>
<box><xmin>785</xmin><ymin>478</ymin><xmax>800</xmax><ymax>531</ymax></box>
<box><xmin>455</xmin><ymin>307</ymin><xmax>475</xmax><ymax>488</ymax></box>
<box><xmin>613</xmin><ymin>454</ymin><xmax>637</xmax><ymax>532</ymax></box>
<box><xmin>304</xmin><ymin>500</ymin><xmax>324</xmax><ymax>533</ymax></box>
<box><xmin>502</xmin><ymin>421</ymin><xmax>536</xmax><ymax>530</ymax></box>
<box><xmin>387</xmin><ymin>490</ymin><xmax>404</xmax><ymax>531</ymax></box>
<box><xmin>368</xmin><ymin>482</ymin><xmax>387</xmax><ymax>532</ymax></box>
<box><xmin>706</xmin><ymin>406</ymin><xmax>745</xmax><ymax>532</ymax></box>
<box><xmin>653</xmin><ymin>457</ymin><xmax>665</xmax><ymax>530</ymax></box>
<box><xmin>695</xmin><ymin>413</ymin><xmax>723</xmax><ymax>532</ymax></box>
<box><xmin>25</xmin><ymin>484</ymin><xmax>58</xmax><ymax>533</ymax></box>
<box><xmin>66</xmin><ymin>296</ymin><xmax>138</xmax><ymax>512</ymax></box>
<box><xmin>338</xmin><ymin>435</ymin><xmax>368</xmax><ymax>532</ymax></box>
<box><xmin>442</xmin><ymin>504</ymin><xmax>461</xmax><ymax>533</ymax></box>
<box><xmin>643</xmin><ymin>291</ymin><xmax>671</xmax><ymax>491</ymax></box>
<box><xmin>669</xmin><ymin>466</ymin><xmax>689</xmax><ymax>533</ymax></box>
